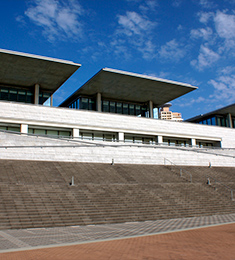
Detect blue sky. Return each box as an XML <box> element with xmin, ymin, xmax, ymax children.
<box><xmin>0</xmin><ymin>0</ymin><xmax>235</xmax><ymax>119</ymax></box>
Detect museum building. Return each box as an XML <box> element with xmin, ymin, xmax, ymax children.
<box><xmin>0</xmin><ymin>48</ymin><xmax>234</xmax><ymax>149</ymax></box>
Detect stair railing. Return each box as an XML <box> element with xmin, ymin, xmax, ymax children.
<box><xmin>204</xmin><ymin>174</ymin><xmax>234</xmax><ymax>201</ymax></box>
<box><xmin>164</xmin><ymin>158</ymin><xmax>192</xmax><ymax>183</ymax></box>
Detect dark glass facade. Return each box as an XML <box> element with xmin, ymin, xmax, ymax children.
<box><xmin>68</xmin><ymin>96</ymin><xmax>150</xmax><ymax>117</ymax></box>
<box><xmin>0</xmin><ymin>86</ymin><xmax>51</xmax><ymax>105</ymax></box>
<box><xmin>196</xmin><ymin>115</ymin><xmax>235</xmax><ymax>128</ymax></box>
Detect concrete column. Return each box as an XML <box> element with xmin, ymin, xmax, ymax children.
<box><xmin>20</xmin><ymin>124</ymin><xmax>28</xmax><ymax>134</ymax></box>
<box><xmin>118</xmin><ymin>132</ymin><xmax>124</xmax><ymax>142</ymax></box>
<box><xmin>158</xmin><ymin>107</ymin><xmax>161</xmax><ymax>119</ymax></box>
<box><xmin>227</xmin><ymin>113</ymin><xmax>233</xmax><ymax>128</ymax></box>
<box><xmin>34</xmin><ymin>84</ymin><xmax>40</xmax><ymax>105</ymax></box>
<box><xmin>96</xmin><ymin>93</ymin><xmax>102</xmax><ymax>112</ymax></box>
<box><xmin>149</xmin><ymin>100</ymin><xmax>153</xmax><ymax>118</ymax></box>
<box><xmin>191</xmin><ymin>138</ymin><xmax>196</xmax><ymax>147</ymax></box>
<box><xmin>73</xmin><ymin>128</ymin><xmax>80</xmax><ymax>138</ymax></box>
<box><xmin>157</xmin><ymin>135</ymin><xmax>163</xmax><ymax>144</ymax></box>
<box><xmin>50</xmin><ymin>94</ymin><xmax>53</xmax><ymax>107</ymax></box>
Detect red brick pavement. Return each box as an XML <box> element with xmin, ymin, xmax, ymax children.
<box><xmin>1</xmin><ymin>223</ymin><xmax>235</xmax><ymax>260</ymax></box>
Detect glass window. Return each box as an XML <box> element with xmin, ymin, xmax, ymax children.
<box><xmin>28</xmin><ymin>128</ymin><xmax>33</xmax><ymax>134</ymax></box>
<box><xmin>26</xmin><ymin>91</ymin><xmax>33</xmax><ymax>103</ymax></box>
<box><xmin>124</xmin><ymin>135</ymin><xmax>133</xmax><ymax>143</ymax></box>
<box><xmin>211</xmin><ymin>117</ymin><xmax>216</xmax><ymax>125</ymax></box>
<box><xmin>81</xmin><ymin>98</ymin><xmax>89</xmax><ymax>109</ymax></box>
<box><xmin>129</xmin><ymin>104</ymin><xmax>135</xmax><ymax>115</ymax></box>
<box><xmin>123</xmin><ymin>103</ymin><xmax>128</xmax><ymax>114</ymax></box>
<box><xmin>88</xmin><ymin>99</ymin><xmax>95</xmax><ymax>110</ymax></box>
<box><xmin>232</xmin><ymin>118</ymin><xmax>235</xmax><ymax>128</ymax></box>
<box><xmin>0</xmin><ymin>88</ymin><xmax>9</xmax><ymax>100</ymax></box>
<box><xmin>9</xmin><ymin>89</ymin><xmax>17</xmax><ymax>101</ymax></box>
<box><xmin>59</xmin><ymin>131</ymin><xmax>71</xmax><ymax>137</ymax></box>
<box><xmin>110</xmin><ymin>101</ymin><xmax>116</xmax><ymax>113</ymax></box>
<box><xmin>18</xmin><ymin>90</ymin><xmax>26</xmax><ymax>102</ymax></box>
<box><xmin>34</xmin><ymin>129</ymin><xmax>46</xmax><ymax>135</ymax></box>
<box><xmin>94</xmin><ymin>133</ymin><xmax>104</xmax><ymax>141</ymax></box>
<box><xmin>47</xmin><ymin>130</ymin><xmax>58</xmax><ymax>136</ymax></box>
<box><xmin>116</xmin><ymin>102</ymin><xmax>122</xmax><ymax>114</ymax></box>
<box><xmin>221</xmin><ymin>117</ymin><xmax>225</xmax><ymax>127</ymax></box>
<box><xmin>141</xmin><ymin>106</ymin><xmax>147</xmax><ymax>117</ymax></box>
<box><xmin>102</xmin><ymin>100</ymin><xmax>109</xmax><ymax>112</ymax></box>
<box><xmin>135</xmin><ymin>105</ymin><xmax>141</xmax><ymax>116</ymax></box>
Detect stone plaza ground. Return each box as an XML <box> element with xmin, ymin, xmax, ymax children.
<box><xmin>0</xmin><ymin>214</ymin><xmax>235</xmax><ymax>259</ymax></box>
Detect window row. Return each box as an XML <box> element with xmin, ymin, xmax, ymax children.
<box><xmin>0</xmin><ymin>123</ymin><xmax>221</xmax><ymax>148</ymax></box>
<box><xmin>0</xmin><ymin>86</ymin><xmax>51</xmax><ymax>105</ymax></box>
<box><xmin>198</xmin><ymin>115</ymin><xmax>235</xmax><ymax>128</ymax></box>
<box><xmin>68</xmin><ymin>96</ymin><xmax>150</xmax><ymax>117</ymax></box>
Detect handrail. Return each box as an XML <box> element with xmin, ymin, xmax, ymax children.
<box><xmin>164</xmin><ymin>157</ymin><xmax>234</xmax><ymax>201</ymax></box>
<box><xmin>205</xmin><ymin>174</ymin><xmax>234</xmax><ymax>200</ymax></box>
<box><xmin>164</xmin><ymin>158</ymin><xmax>192</xmax><ymax>183</ymax></box>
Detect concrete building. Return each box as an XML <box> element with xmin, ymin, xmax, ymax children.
<box><xmin>0</xmin><ymin>49</ymin><xmax>235</xmax><ymax>166</ymax></box>
<box><xmin>186</xmin><ymin>103</ymin><xmax>235</xmax><ymax>128</ymax></box>
<box><xmin>159</xmin><ymin>103</ymin><xmax>183</xmax><ymax>121</ymax></box>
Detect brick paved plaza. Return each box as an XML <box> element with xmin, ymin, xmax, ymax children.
<box><xmin>1</xmin><ymin>214</ymin><xmax>235</xmax><ymax>260</ymax></box>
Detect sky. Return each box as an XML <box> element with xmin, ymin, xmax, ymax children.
<box><xmin>0</xmin><ymin>0</ymin><xmax>235</xmax><ymax>119</ymax></box>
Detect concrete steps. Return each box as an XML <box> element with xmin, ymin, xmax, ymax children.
<box><xmin>0</xmin><ymin>160</ymin><xmax>235</xmax><ymax>229</ymax></box>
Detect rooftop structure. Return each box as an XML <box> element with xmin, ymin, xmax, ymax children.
<box><xmin>60</xmin><ymin>68</ymin><xmax>197</xmax><ymax>118</ymax></box>
<box><xmin>0</xmin><ymin>48</ymin><xmax>81</xmax><ymax>105</ymax></box>
<box><xmin>186</xmin><ymin>103</ymin><xmax>235</xmax><ymax>128</ymax></box>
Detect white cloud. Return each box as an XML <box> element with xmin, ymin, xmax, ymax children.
<box><xmin>24</xmin><ymin>0</ymin><xmax>84</xmax><ymax>41</ymax></box>
<box><xmin>214</xmin><ymin>11</ymin><xmax>235</xmax><ymax>50</ymax></box>
<box><xmin>198</xmin><ymin>0</ymin><xmax>215</xmax><ymax>8</ymax></box>
<box><xmin>198</xmin><ymin>11</ymin><xmax>213</xmax><ymax>24</ymax></box>
<box><xmin>112</xmin><ymin>11</ymin><xmax>157</xmax><ymax>59</ymax></box>
<box><xmin>177</xmin><ymin>96</ymin><xmax>206</xmax><ymax>107</ymax></box>
<box><xmin>159</xmin><ymin>39</ymin><xmax>187</xmax><ymax>62</ymax></box>
<box><xmin>190</xmin><ymin>27</ymin><xmax>213</xmax><ymax>41</ymax></box>
<box><xmin>139</xmin><ymin>0</ymin><xmax>158</xmax><ymax>13</ymax></box>
<box><xmin>191</xmin><ymin>45</ymin><xmax>220</xmax><ymax>70</ymax></box>
<box><xmin>172</xmin><ymin>0</ymin><xmax>183</xmax><ymax>7</ymax></box>
<box><xmin>209</xmin><ymin>72</ymin><xmax>235</xmax><ymax>103</ymax></box>
<box><xmin>116</xmin><ymin>11</ymin><xmax>156</xmax><ymax>36</ymax></box>
<box><xmin>214</xmin><ymin>11</ymin><xmax>235</xmax><ymax>39</ymax></box>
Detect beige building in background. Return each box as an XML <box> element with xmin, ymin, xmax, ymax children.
<box><xmin>159</xmin><ymin>103</ymin><xmax>183</xmax><ymax>121</ymax></box>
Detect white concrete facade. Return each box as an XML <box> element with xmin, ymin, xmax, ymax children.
<box><xmin>0</xmin><ymin>101</ymin><xmax>234</xmax><ymax>148</ymax></box>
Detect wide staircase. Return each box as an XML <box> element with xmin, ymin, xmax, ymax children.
<box><xmin>0</xmin><ymin>160</ymin><xmax>235</xmax><ymax>230</ymax></box>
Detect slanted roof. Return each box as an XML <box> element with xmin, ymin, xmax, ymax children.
<box><xmin>186</xmin><ymin>103</ymin><xmax>235</xmax><ymax>122</ymax></box>
<box><xmin>0</xmin><ymin>48</ymin><xmax>81</xmax><ymax>93</ymax></box>
<box><xmin>60</xmin><ymin>68</ymin><xmax>197</xmax><ymax>107</ymax></box>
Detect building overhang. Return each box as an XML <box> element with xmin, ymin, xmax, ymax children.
<box><xmin>60</xmin><ymin>68</ymin><xmax>197</xmax><ymax>107</ymax></box>
<box><xmin>0</xmin><ymin>48</ymin><xmax>81</xmax><ymax>93</ymax></box>
<box><xmin>186</xmin><ymin>103</ymin><xmax>235</xmax><ymax>122</ymax></box>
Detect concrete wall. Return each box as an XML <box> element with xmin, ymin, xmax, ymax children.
<box><xmin>0</xmin><ymin>101</ymin><xmax>234</xmax><ymax>148</ymax></box>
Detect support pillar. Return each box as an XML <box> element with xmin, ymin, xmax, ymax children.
<box><xmin>157</xmin><ymin>135</ymin><xmax>163</xmax><ymax>144</ymax></box>
<box><xmin>191</xmin><ymin>138</ymin><xmax>196</xmax><ymax>147</ymax></box>
<box><xmin>50</xmin><ymin>94</ymin><xmax>53</xmax><ymax>107</ymax></box>
<box><xmin>73</xmin><ymin>128</ymin><xmax>80</xmax><ymax>138</ymax></box>
<box><xmin>118</xmin><ymin>132</ymin><xmax>124</xmax><ymax>142</ymax></box>
<box><xmin>20</xmin><ymin>124</ymin><xmax>28</xmax><ymax>134</ymax></box>
<box><xmin>149</xmin><ymin>100</ymin><xmax>153</xmax><ymax>118</ymax></box>
<box><xmin>96</xmin><ymin>93</ymin><xmax>102</xmax><ymax>112</ymax></box>
<box><xmin>34</xmin><ymin>84</ymin><xmax>40</xmax><ymax>105</ymax></box>
<box><xmin>228</xmin><ymin>113</ymin><xmax>233</xmax><ymax>128</ymax></box>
